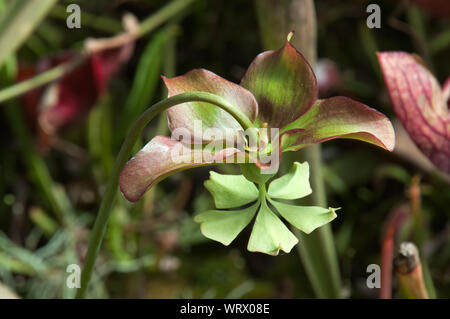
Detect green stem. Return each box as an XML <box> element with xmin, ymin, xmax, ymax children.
<box><xmin>75</xmin><ymin>91</ymin><xmax>255</xmax><ymax>298</ymax></box>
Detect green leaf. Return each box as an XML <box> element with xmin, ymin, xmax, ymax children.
<box><xmin>267</xmin><ymin>162</ymin><xmax>312</xmax><ymax>200</ymax></box>
<box><xmin>194</xmin><ymin>202</ymin><xmax>259</xmax><ymax>246</ymax></box>
<box><xmin>240</xmin><ymin>37</ymin><xmax>317</xmax><ymax>129</ymax></box>
<box><xmin>205</xmin><ymin>171</ymin><xmax>259</xmax><ymax>209</ymax></box>
<box><xmin>247</xmin><ymin>201</ymin><xmax>298</xmax><ymax>256</ymax></box>
<box><xmin>269</xmin><ymin>198</ymin><xmax>338</xmax><ymax>234</ymax></box>
<box><xmin>281</xmin><ymin>97</ymin><xmax>395</xmax><ymax>152</ymax></box>
<box><xmin>0</xmin><ymin>0</ymin><xmax>57</xmax><ymax>67</ymax></box>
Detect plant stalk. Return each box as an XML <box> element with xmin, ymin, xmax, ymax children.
<box><xmin>75</xmin><ymin>92</ymin><xmax>255</xmax><ymax>298</ymax></box>
<box><xmin>0</xmin><ymin>0</ymin><xmax>197</xmax><ymax>104</ymax></box>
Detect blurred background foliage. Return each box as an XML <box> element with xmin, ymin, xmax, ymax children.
<box><xmin>0</xmin><ymin>0</ymin><xmax>449</xmax><ymax>298</ymax></box>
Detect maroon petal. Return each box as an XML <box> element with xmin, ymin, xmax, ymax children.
<box><xmin>378</xmin><ymin>52</ymin><xmax>450</xmax><ymax>173</ymax></box>
<box><xmin>119</xmin><ymin>136</ymin><xmax>243</xmax><ymax>202</ymax></box>
<box><xmin>163</xmin><ymin>69</ymin><xmax>258</xmax><ymax>143</ymax></box>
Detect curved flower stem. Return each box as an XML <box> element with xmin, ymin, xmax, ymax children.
<box><xmin>75</xmin><ymin>91</ymin><xmax>255</xmax><ymax>298</ymax></box>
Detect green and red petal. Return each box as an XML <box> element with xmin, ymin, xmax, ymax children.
<box><xmin>281</xmin><ymin>96</ymin><xmax>395</xmax><ymax>152</ymax></box>
<box><xmin>378</xmin><ymin>51</ymin><xmax>450</xmax><ymax>173</ymax></box>
<box><xmin>119</xmin><ymin>136</ymin><xmax>243</xmax><ymax>202</ymax></box>
<box><xmin>163</xmin><ymin>69</ymin><xmax>258</xmax><ymax>142</ymax></box>
<box><xmin>240</xmin><ymin>37</ymin><xmax>317</xmax><ymax>129</ymax></box>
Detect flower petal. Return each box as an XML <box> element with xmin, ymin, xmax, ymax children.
<box><xmin>378</xmin><ymin>51</ymin><xmax>450</xmax><ymax>173</ymax></box>
<box><xmin>163</xmin><ymin>69</ymin><xmax>258</xmax><ymax>142</ymax></box>
<box><xmin>194</xmin><ymin>202</ymin><xmax>259</xmax><ymax>246</ymax></box>
<box><xmin>204</xmin><ymin>172</ymin><xmax>259</xmax><ymax>209</ymax></box>
<box><xmin>267</xmin><ymin>162</ymin><xmax>312</xmax><ymax>200</ymax></box>
<box><xmin>281</xmin><ymin>96</ymin><xmax>395</xmax><ymax>152</ymax></box>
<box><xmin>240</xmin><ymin>38</ymin><xmax>317</xmax><ymax>129</ymax></box>
<box><xmin>119</xmin><ymin>136</ymin><xmax>241</xmax><ymax>202</ymax></box>
<box><xmin>269</xmin><ymin>199</ymin><xmax>337</xmax><ymax>234</ymax></box>
<box><xmin>247</xmin><ymin>201</ymin><xmax>298</xmax><ymax>256</ymax></box>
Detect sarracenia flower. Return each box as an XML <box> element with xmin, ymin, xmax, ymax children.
<box><xmin>378</xmin><ymin>51</ymin><xmax>450</xmax><ymax>173</ymax></box>
<box><xmin>119</xmin><ymin>33</ymin><xmax>395</xmax><ymax>255</ymax></box>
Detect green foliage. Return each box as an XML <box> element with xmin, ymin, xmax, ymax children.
<box><xmin>0</xmin><ymin>0</ymin><xmax>449</xmax><ymax>299</ymax></box>
<box><xmin>195</xmin><ymin>162</ymin><xmax>338</xmax><ymax>256</ymax></box>
<box><xmin>195</xmin><ymin>203</ymin><xmax>259</xmax><ymax>246</ymax></box>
